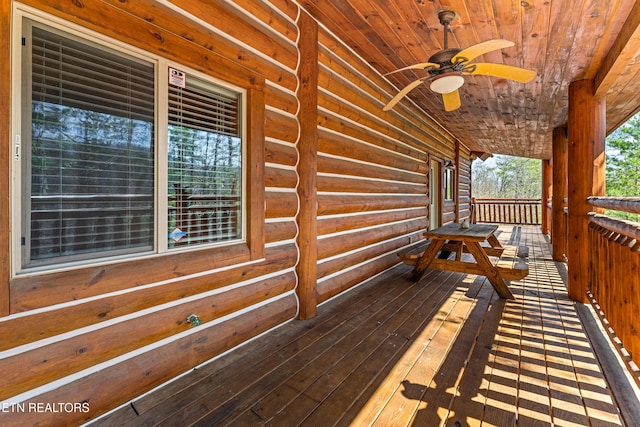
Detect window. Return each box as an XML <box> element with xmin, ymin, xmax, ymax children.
<box><xmin>167</xmin><ymin>75</ymin><xmax>242</xmax><ymax>249</ymax></box>
<box><xmin>444</xmin><ymin>168</ymin><xmax>455</xmax><ymax>201</ymax></box>
<box><xmin>16</xmin><ymin>18</ymin><xmax>247</xmax><ymax>273</ymax></box>
<box><xmin>23</xmin><ymin>23</ymin><xmax>156</xmax><ymax>267</ymax></box>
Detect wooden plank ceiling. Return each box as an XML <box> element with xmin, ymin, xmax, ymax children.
<box><xmin>300</xmin><ymin>0</ymin><xmax>640</xmax><ymax>159</ymax></box>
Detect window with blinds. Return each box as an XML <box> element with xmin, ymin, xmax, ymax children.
<box><xmin>23</xmin><ymin>23</ymin><xmax>155</xmax><ymax>267</ymax></box>
<box><xmin>167</xmin><ymin>73</ymin><xmax>243</xmax><ymax>249</ymax></box>
<box><xmin>18</xmin><ymin>19</ymin><xmax>246</xmax><ymax>272</ymax></box>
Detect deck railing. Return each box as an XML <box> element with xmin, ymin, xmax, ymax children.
<box><xmin>587</xmin><ymin>196</ymin><xmax>640</xmax><ymax>382</ymax></box>
<box><xmin>30</xmin><ymin>191</ymin><xmax>241</xmax><ymax>254</ymax></box>
<box><xmin>472</xmin><ymin>197</ymin><xmax>542</xmax><ymax>225</ymax></box>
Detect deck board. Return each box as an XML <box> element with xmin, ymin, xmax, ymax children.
<box><xmin>92</xmin><ymin>226</ymin><xmax>630</xmax><ymax>427</ymax></box>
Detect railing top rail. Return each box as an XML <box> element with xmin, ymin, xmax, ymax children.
<box><xmin>473</xmin><ymin>198</ymin><xmax>541</xmax><ymax>201</ymax></box>
<box><xmin>588</xmin><ymin>196</ymin><xmax>640</xmax><ymax>214</ymax></box>
<box><xmin>473</xmin><ymin>199</ymin><xmax>542</xmax><ymax>205</ymax></box>
<box><xmin>588</xmin><ymin>212</ymin><xmax>640</xmax><ymax>243</ymax></box>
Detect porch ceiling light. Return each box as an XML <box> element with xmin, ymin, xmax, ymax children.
<box><xmin>429</xmin><ymin>73</ymin><xmax>465</xmax><ymax>94</ymax></box>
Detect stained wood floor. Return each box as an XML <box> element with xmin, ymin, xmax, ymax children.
<box><xmin>94</xmin><ymin>226</ymin><xmax>627</xmax><ymax>426</ymax></box>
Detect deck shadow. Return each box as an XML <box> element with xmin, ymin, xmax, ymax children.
<box><xmin>91</xmin><ymin>226</ymin><xmax>625</xmax><ymax>426</ymax></box>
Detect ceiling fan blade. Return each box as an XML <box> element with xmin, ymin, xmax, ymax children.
<box><xmin>452</xmin><ymin>39</ymin><xmax>514</xmax><ymax>63</ymax></box>
<box><xmin>383</xmin><ymin>78</ymin><xmax>428</xmax><ymax>111</ymax></box>
<box><xmin>384</xmin><ymin>62</ymin><xmax>440</xmax><ymax>76</ymax></box>
<box><xmin>442</xmin><ymin>90</ymin><xmax>461</xmax><ymax>112</ymax></box>
<box><xmin>468</xmin><ymin>63</ymin><xmax>537</xmax><ymax>82</ymax></box>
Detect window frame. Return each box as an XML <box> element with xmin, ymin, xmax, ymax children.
<box><xmin>10</xmin><ymin>6</ymin><xmax>265</xmax><ymax>280</ymax></box>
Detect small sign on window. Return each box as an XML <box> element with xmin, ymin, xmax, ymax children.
<box><xmin>169</xmin><ymin>67</ymin><xmax>186</xmax><ymax>88</ymax></box>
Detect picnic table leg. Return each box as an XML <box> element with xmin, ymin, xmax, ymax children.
<box><xmin>486</xmin><ymin>233</ymin><xmax>503</xmax><ymax>250</ymax></box>
<box><xmin>411</xmin><ymin>238</ymin><xmax>446</xmax><ymax>281</ymax></box>
<box><xmin>454</xmin><ymin>241</ymin><xmax>463</xmax><ymax>261</ymax></box>
<box><xmin>465</xmin><ymin>241</ymin><xmax>515</xmax><ymax>299</ymax></box>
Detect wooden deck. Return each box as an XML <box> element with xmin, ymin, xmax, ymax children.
<box><xmin>93</xmin><ymin>226</ymin><xmax>633</xmax><ymax>426</ymax></box>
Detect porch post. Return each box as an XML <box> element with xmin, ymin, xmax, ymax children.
<box><xmin>567</xmin><ymin>80</ymin><xmax>606</xmax><ymax>302</ymax></box>
<box><xmin>454</xmin><ymin>140</ymin><xmax>461</xmax><ymax>223</ymax></box>
<box><xmin>541</xmin><ymin>159</ymin><xmax>552</xmax><ymax>235</ymax></box>
<box><xmin>551</xmin><ymin>126</ymin><xmax>568</xmax><ymax>261</ymax></box>
<box><xmin>295</xmin><ymin>11</ymin><xmax>319</xmax><ymax>319</ymax></box>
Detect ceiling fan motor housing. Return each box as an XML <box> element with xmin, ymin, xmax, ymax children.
<box><xmin>428</xmin><ymin>48</ymin><xmax>462</xmax><ymax>69</ymax></box>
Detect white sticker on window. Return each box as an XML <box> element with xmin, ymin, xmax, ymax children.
<box><xmin>168</xmin><ymin>67</ymin><xmax>186</xmax><ymax>88</ymax></box>
<box><xmin>14</xmin><ymin>135</ymin><xmax>21</xmax><ymax>160</ymax></box>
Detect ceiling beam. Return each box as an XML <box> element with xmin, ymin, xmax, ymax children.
<box><xmin>594</xmin><ymin>0</ymin><xmax>640</xmax><ymax>97</ymax></box>
<box><xmin>471</xmin><ymin>151</ymin><xmax>493</xmax><ymax>161</ymax></box>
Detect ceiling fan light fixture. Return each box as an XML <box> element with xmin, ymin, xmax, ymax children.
<box><xmin>429</xmin><ymin>73</ymin><xmax>465</xmax><ymax>94</ymax></box>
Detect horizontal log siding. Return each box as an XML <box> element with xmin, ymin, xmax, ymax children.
<box><xmin>316</xmin><ymin>35</ymin><xmax>456</xmax><ymax>159</ymax></box>
<box><xmin>315</xmin><ymin>28</ymin><xmax>457</xmax><ymax>303</ymax></box>
<box><xmin>443</xmin><ymin>200</ymin><xmax>457</xmax><ymax>224</ymax></box>
<box><xmin>458</xmin><ymin>144</ymin><xmax>473</xmax><ymax>221</ymax></box>
<box><xmin>0</xmin><ymin>296</ymin><xmax>298</xmax><ymax>427</ymax></box>
<box><xmin>1</xmin><ymin>1</ymin><xmax>300</xmax><ymax>425</ymax></box>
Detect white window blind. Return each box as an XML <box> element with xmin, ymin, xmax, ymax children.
<box><xmin>25</xmin><ymin>23</ymin><xmax>155</xmax><ymax>267</ymax></box>
<box><xmin>167</xmin><ymin>73</ymin><xmax>242</xmax><ymax>248</ymax></box>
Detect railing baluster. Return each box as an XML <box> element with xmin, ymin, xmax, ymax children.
<box><xmin>470</xmin><ymin>198</ymin><xmax>542</xmax><ymax>225</ymax></box>
<box><xmin>586</xmin><ymin>206</ymin><xmax>640</xmax><ymax>384</ymax></box>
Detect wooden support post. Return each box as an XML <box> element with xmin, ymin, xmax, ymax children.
<box><xmin>0</xmin><ymin>0</ymin><xmax>10</xmax><ymax>316</ymax></box>
<box><xmin>552</xmin><ymin>126</ymin><xmax>568</xmax><ymax>261</ymax></box>
<box><xmin>541</xmin><ymin>159</ymin><xmax>552</xmax><ymax>235</ymax></box>
<box><xmin>567</xmin><ymin>80</ymin><xmax>606</xmax><ymax>302</ymax></box>
<box><xmin>246</xmin><ymin>87</ymin><xmax>266</xmax><ymax>260</ymax></box>
<box><xmin>295</xmin><ymin>11</ymin><xmax>319</xmax><ymax>319</ymax></box>
<box><xmin>455</xmin><ymin>140</ymin><xmax>461</xmax><ymax>223</ymax></box>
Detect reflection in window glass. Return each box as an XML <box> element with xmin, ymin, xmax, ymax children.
<box><xmin>26</xmin><ymin>25</ymin><xmax>155</xmax><ymax>266</ymax></box>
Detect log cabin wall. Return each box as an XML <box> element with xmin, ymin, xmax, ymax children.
<box><xmin>442</xmin><ymin>189</ymin><xmax>456</xmax><ymax>224</ymax></box>
<box><xmin>313</xmin><ymin>26</ymin><xmax>460</xmax><ymax>304</ymax></box>
<box><xmin>0</xmin><ymin>1</ymin><xmax>468</xmax><ymax>424</ymax></box>
<box><xmin>1</xmin><ymin>1</ymin><xmax>299</xmax><ymax>425</ymax></box>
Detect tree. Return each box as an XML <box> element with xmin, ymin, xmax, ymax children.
<box><xmin>606</xmin><ymin>114</ymin><xmax>640</xmax><ymax>221</ymax></box>
<box><xmin>472</xmin><ymin>155</ymin><xmax>541</xmax><ymax>198</ymax></box>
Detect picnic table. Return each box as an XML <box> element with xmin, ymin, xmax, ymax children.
<box><xmin>400</xmin><ymin>223</ymin><xmax>529</xmax><ymax>299</ymax></box>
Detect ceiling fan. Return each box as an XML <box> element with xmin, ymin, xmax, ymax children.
<box><xmin>383</xmin><ymin>10</ymin><xmax>536</xmax><ymax>112</ymax></box>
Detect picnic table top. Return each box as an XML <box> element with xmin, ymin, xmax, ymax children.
<box><xmin>424</xmin><ymin>223</ymin><xmax>498</xmax><ymax>242</ymax></box>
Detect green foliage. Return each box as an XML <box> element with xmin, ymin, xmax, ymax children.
<box><xmin>167</xmin><ymin>124</ymin><xmax>242</xmax><ymax>197</ymax></box>
<box><xmin>606</xmin><ymin>113</ymin><xmax>640</xmax><ymax>221</ymax></box>
<box><xmin>470</xmin><ymin>113</ymin><xmax>640</xmax><ymax>221</ymax></box>
<box><xmin>472</xmin><ymin>155</ymin><xmax>542</xmax><ymax>198</ymax></box>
